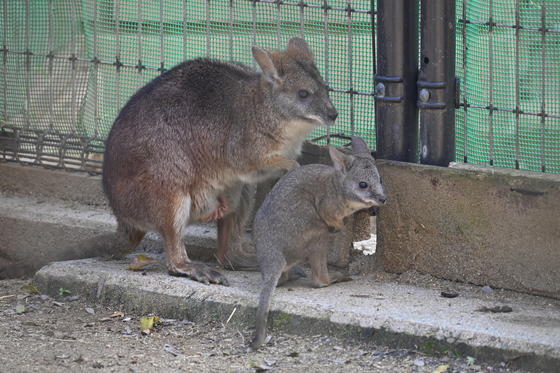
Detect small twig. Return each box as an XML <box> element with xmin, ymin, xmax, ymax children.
<box><xmin>225</xmin><ymin>307</ymin><xmax>237</xmax><ymax>324</ymax></box>
<box><xmin>0</xmin><ymin>294</ymin><xmax>16</xmax><ymax>300</ymax></box>
<box><xmin>236</xmin><ymin>329</ymin><xmax>245</xmax><ymax>344</ymax></box>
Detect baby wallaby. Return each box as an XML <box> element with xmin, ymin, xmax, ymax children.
<box><xmin>102</xmin><ymin>37</ymin><xmax>337</xmax><ymax>286</ymax></box>
<box><xmin>251</xmin><ymin>137</ymin><xmax>386</xmax><ymax>349</ymax></box>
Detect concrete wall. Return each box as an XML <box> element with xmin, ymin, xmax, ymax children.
<box><xmin>376</xmin><ymin>160</ymin><xmax>560</xmax><ymax>299</ymax></box>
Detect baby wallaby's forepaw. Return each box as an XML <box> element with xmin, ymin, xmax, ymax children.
<box><xmin>168</xmin><ymin>262</ymin><xmax>229</xmax><ymax>286</ymax></box>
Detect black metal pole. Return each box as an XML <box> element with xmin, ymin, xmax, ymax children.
<box><xmin>374</xmin><ymin>0</ymin><xmax>419</xmax><ymax>162</ymax></box>
<box><xmin>417</xmin><ymin>0</ymin><xmax>456</xmax><ymax>166</ymax></box>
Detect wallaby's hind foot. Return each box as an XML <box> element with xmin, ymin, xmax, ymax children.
<box><xmin>168</xmin><ymin>262</ymin><xmax>229</xmax><ymax>286</ymax></box>
<box><xmin>329</xmin><ymin>270</ymin><xmax>353</xmax><ymax>285</ymax></box>
<box><xmin>277</xmin><ymin>266</ymin><xmax>307</xmax><ymax>287</ymax></box>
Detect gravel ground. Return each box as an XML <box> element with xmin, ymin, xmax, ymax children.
<box><xmin>0</xmin><ymin>279</ymin><xmax>527</xmax><ymax>373</ymax></box>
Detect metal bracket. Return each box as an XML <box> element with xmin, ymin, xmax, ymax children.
<box><xmin>416</xmin><ymin>80</ymin><xmax>446</xmax><ymax>109</ymax></box>
<box><xmin>374</xmin><ymin>75</ymin><xmax>404</xmax><ymax>103</ymax></box>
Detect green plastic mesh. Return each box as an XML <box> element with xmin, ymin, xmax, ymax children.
<box><xmin>1</xmin><ymin>1</ymin><xmax>559</xmax><ymax>174</ymax></box>
<box><xmin>0</xmin><ymin>0</ymin><xmax>376</xmax><ymax>172</ymax></box>
<box><xmin>456</xmin><ymin>0</ymin><xmax>560</xmax><ymax>173</ymax></box>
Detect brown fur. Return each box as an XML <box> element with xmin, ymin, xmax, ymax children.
<box><xmin>102</xmin><ymin>38</ymin><xmax>337</xmax><ymax>285</ymax></box>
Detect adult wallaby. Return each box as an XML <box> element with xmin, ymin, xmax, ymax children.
<box><xmin>250</xmin><ymin>137</ymin><xmax>386</xmax><ymax>349</ymax></box>
<box><xmin>102</xmin><ymin>37</ymin><xmax>337</xmax><ymax>286</ymax></box>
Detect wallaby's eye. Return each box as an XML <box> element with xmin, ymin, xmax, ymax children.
<box><xmin>298</xmin><ymin>89</ymin><xmax>310</xmax><ymax>99</ymax></box>
<box><xmin>359</xmin><ymin>182</ymin><xmax>368</xmax><ymax>189</ymax></box>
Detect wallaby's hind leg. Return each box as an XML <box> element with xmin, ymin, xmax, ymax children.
<box><xmin>161</xmin><ymin>193</ymin><xmax>229</xmax><ymax>286</ymax></box>
<box><xmin>218</xmin><ymin>183</ymin><xmax>257</xmax><ymax>270</ymax></box>
<box><xmin>251</xmin><ymin>253</ymin><xmax>286</xmax><ymax>350</ymax></box>
<box><xmin>309</xmin><ymin>242</ymin><xmax>351</xmax><ymax>288</ymax></box>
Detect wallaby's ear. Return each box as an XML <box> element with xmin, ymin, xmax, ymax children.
<box><xmin>328</xmin><ymin>145</ymin><xmax>353</xmax><ymax>173</ymax></box>
<box><xmin>351</xmin><ymin>136</ymin><xmax>370</xmax><ymax>155</ymax></box>
<box><xmin>287</xmin><ymin>37</ymin><xmax>313</xmax><ymax>61</ymax></box>
<box><xmin>252</xmin><ymin>46</ymin><xmax>281</xmax><ymax>85</ymax></box>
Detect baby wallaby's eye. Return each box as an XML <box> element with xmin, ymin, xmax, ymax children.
<box><xmin>359</xmin><ymin>181</ymin><xmax>368</xmax><ymax>189</ymax></box>
<box><xmin>298</xmin><ymin>89</ymin><xmax>310</xmax><ymax>99</ymax></box>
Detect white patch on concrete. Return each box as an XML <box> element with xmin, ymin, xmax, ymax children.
<box><xmin>352</xmin><ymin>234</ymin><xmax>377</xmax><ymax>255</ymax></box>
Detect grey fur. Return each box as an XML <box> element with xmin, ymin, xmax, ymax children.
<box><xmin>251</xmin><ymin>137</ymin><xmax>386</xmax><ymax>349</ymax></box>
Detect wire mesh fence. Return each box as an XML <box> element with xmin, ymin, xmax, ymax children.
<box><xmin>1</xmin><ymin>0</ymin><xmax>559</xmax><ymax>174</ymax></box>
<box><xmin>0</xmin><ymin>0</ymin><xmax>376</xmax><ymax>173</ymax></box>
<box><xmin>456</xmin><ymin>0</ymin><xmax>560</xmax><ymax>173</ymax></box>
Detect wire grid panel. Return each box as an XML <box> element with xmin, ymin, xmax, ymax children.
<box><xmin>0</xmin><ymin>0</ymin><xmax>376</xmax><ymax>173</ymax></box>
<box><xmin>456</xmin><ymin>0</ymin><xmax>560</xmax><ymax>173</ymax></box>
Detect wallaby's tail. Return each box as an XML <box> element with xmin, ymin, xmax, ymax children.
<box><xmin>251</xmin><ymin>254</ymin><xmax>286</xmax><ymax>349</ymax></box>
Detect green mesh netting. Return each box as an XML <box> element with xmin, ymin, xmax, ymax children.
<box><xmin>1</xmin><ymin>0</ymin><xmax>559</xmax><ymax>173</ymax></box>
<box><xmin>456</xmin><ymin>0</ymin><xmax>560</xmax><ymax>173</ymax></box>
<box><xmin>0</xmin><ymin>0</ymin><xmax>376</xmax><ymax>171</ymax></box>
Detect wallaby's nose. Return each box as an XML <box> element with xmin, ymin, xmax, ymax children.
<box><xmin>327</xmin><ymin>108</ymin><xmax>338</xmax><ymax>121</ymax></box>
<box><xmin>378</xmin><ymin>196</ymin><xmax>387</xmax><ymax>204</ymax></box>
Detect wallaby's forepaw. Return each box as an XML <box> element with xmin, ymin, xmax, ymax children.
<box><xmin>168</xmin><ymin>262</ymin><xmax>229</xmax><ymax>286</ymax></box>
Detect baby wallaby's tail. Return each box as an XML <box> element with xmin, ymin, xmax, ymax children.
<box><xmin>251</xmin><ymin>252</ymin><xmax>286</xmax><ymax>350</ymax></box>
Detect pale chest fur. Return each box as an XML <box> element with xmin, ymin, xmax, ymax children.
<box><xmin>280</xmin><ymin>120</ymin><xmax>316</xmax><ymax>159</ymax></box>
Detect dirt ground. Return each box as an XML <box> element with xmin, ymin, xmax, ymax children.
<box><xmin>0</xmin><ymin>279</ymin><xmax>526</xmax><ymax>373</ymax></box>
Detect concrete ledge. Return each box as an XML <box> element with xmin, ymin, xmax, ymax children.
<box><xmin>0</xmin><ymin>194</ymin><xmax>217</xmax><ymax>278</ymax></box>
<box><xmin>34</xmin><ymin>258</ymin><xmax>560</xmax><ymax>371</ymax></box>
<box><xmin>376</xmin><ymin>160</ymin><xmax>560</xmax><ymax>299</ymax></box>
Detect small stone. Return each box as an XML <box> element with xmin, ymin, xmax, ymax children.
<box><xmin>414</xmin><ymin>359</ymin><xmax>425</xmax><ymax>367</ymax></box>
<box><xmin>85</xmin><ymin>307</ymin><xmax>95</xmax><ymax>314</ymax></box>
<box><xmin>482</xmin><ymin>285</ymin><xmax>493</xmax><ymax>294</ymax></box>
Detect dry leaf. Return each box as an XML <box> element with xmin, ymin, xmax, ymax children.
<box><xmin>128</xmin><ymin>254</ymin><xmax>158</xmax><ymax>271</ymax></box>
<box><xmin>433</xmin><ymin>365</ymin><xmax>449</xmax><ymax>373</ymax></box>
<box><xmin>15</xmin><ymin>303</ymin><xmax>26</xmax><ymax>314</ymax></box>
<box><xmin>21</xmin><ymin>284</ymin><xmax>40</xmax><ymax>294</ymax></box>
<box><xmin>140</xmin><ymin>316</ymin><xmax>161</xmax><ymax>334</ymax></box>
<box><xmin>110</xmin><ymin>311</ymin><xmax>124</xmax><ymax>318</ymax></box>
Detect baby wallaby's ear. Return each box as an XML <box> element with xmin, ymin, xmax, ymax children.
<box><xmin>252</xmin><ymin>46</ymin><xmax>281</xmax><ymax>85</ymax></box>
<box><xmin>328</xmin><ymin>145</ymin><xmax>353</xmax><ymax>174</ymax></box>
<box><xmin>351</xmin><ymin>136</ymin><xmax>371</xmax><ymax>155</ymax></box>
<box><xmin>287</xmin><ymin>37</ymin><xmax>313</xmax><ymax>61</ymax></box>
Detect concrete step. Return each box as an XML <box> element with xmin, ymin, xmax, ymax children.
<box><xmin>0</xmin><ymin>193</ymin><xmax>218</xmax><ymax>277</ymax></box>
<box><xmin>34</xmin><ymin>256</ymin><xmax>560</xmax><ymax>372</ymax></box>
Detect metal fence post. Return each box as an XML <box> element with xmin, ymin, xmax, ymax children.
<box><xmin>417</xmin><ymin>0</ymin><xmax>456</xmax><ymax>166</ymax></box>
<box><xmin>374</xmin><ymin>0</ymin><xmax>419</xmax><ymax>162</ymax></box>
